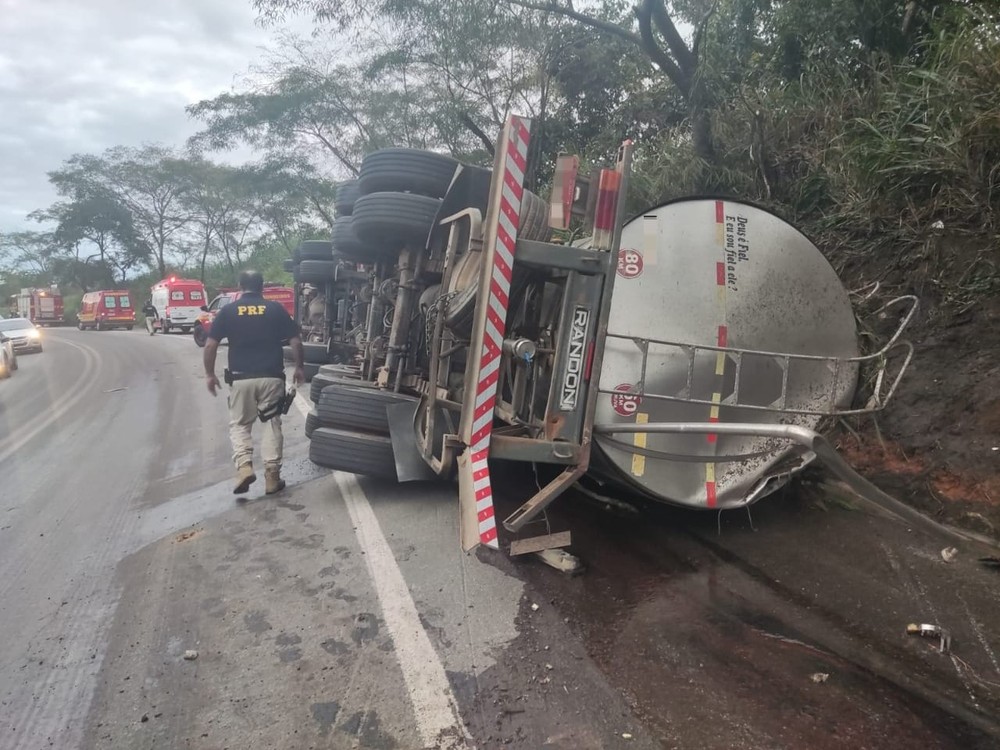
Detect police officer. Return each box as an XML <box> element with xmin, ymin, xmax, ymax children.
<box><xmin>204</xmin><ymin>270</ymin><xmax>305</xmax><ymax>495</ymax></box>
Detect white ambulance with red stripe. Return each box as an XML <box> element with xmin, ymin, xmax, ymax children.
<box><xmin>148</xmin><ymin>277</ymin><xmax>207</xmax><ymax>334</ymax></box>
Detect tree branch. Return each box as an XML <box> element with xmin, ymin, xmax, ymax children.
<box><xmin>636</xmin><ymin>0</ymin><xmax>690</xmax><ymax>95</ymax></box>
<box><xmin>507</xmin><ymin>0</ymin><xmax>645</xmax><ymax>48</ymax></box>
<box><xmin>456</xmin><ymin>112</ymin><xmax>495</xmax><ymax>156</ymax></box>
<box><xmin>650</xmin><ymin>0</ymin><xmax>696</xmax><ymax>75</ymax></box>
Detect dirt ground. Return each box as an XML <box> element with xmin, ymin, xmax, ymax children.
<box><xmin>834</xmin><ymin>233</ymin><xmax>1000</xmax><ymax>539</ymax></box>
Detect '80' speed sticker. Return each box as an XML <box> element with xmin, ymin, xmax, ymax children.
<box><xmin>616</xmin><ymin>248</ymin><xmax>643</xmax><ymax>279</ymax></box>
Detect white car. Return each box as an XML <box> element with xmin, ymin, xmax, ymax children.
<box><xmin>0</xmin><ymin>317</ymin><xmax>43</xmax><ymax>355</ymax></box>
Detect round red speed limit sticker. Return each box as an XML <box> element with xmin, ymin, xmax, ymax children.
<box><xmin>611</xmin><ymin>383</ymin><xmax>642</xmax><ymax>417</ymax></box>
<box><xmin>617</xmin><ymin>248</ymin><xmax>643</xmax><ymax>279</ymax></box>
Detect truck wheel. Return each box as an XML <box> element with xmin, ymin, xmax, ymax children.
<box><xmin>310</xmin><ymin>364</ymin><xmax>368</xmax><ymax>403</ymax></box>
<box><xmin>298</xmin><ymin>240</ymin><xmax>334</xmax><ymax>261</ymax></box>
<box><xmin>358</xmin><ymin>148</ymin><xmax>458</xmax><ymax>199</ymax></box>
<box><xmin>309</xmin><ymin>427</ymin><xmax>398</xmax><ymax>481</ymax></box>
<box><xmin>351</xmin><ymin>192</ymin><xmax>441</xmax><ymax>248</ymax></box>
<box><xmin>296</xmin><ymin>259</ymin><xmax>338</xmax><ymax>285</ymax></box>
<box><xmin>331</xmin><ymin>217</ymin><xmax>384</xmax><ymax>260</ymax></box>
<box><xmin>193</xmin><ymin>325</ymin><xmax>207</xmax><ymax>348</ymax></box>
<box><xmin>315</xmin><ymin>383</ymin><xmax>417</xmax><ymax>436</ymax></box>
<box><xmin>303</xmin><ymin>342</ymin><xmax>330</xmax><ymax>364</ymax></box>
<box><xmin>305</xmin><ymin>409</ymin><xmax>320</xmax><ymax>439</ymax></box>
<box><xmin>335</xmin><ymin>179</ymin><xmax>360</xmax><ymax>216</ymax></box>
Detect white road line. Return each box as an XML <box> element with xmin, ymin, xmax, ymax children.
<box><xmin>0</xmin><ymin>337</ymin><xmax>100</xmax><ymax>462</ymax></box>
<box><xmin>293</xmin><ymin>391</ymin><xmax>469</xmax><ymax>748</ymax></box>
<box><xmin>334</xmin><ymin>472</ymin><xmax>469</xmax><ymax>748</ymax></box>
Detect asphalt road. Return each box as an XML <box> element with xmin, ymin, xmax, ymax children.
<box><xmin>1</xmin><ymin>327</ymin><xmax>999</xmax><ymax>749</ymax></box>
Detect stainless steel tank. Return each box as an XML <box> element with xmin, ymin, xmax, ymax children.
<box><xmin>591</xmin><ymin>198</ymin><xmax>860</xmax><ymax>509</ymax></box>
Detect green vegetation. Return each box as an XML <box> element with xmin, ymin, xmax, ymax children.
<box><xmin>3</xmin><ymin>0</ymin><xmax>998</xmax><ymax>319</ymax></box>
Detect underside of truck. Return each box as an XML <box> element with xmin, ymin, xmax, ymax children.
<box><xmin>292</xmin><ymin>116</ymin><xmax>931</xmax><ymax>561</ymax></box>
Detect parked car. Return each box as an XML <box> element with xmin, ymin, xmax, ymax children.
<box><xmin>192</xmin><ymin>285</ymin><xmax>295</xmax><ymax>347</ymax></box>
<box><xmin>0</xmin><ymin>317</ymin><xmax>43</xmax><ymax>354</ymax></box>
<box><xmin>0</xmin><ymin>331</ymin><xmax>16</xmax><ymax>378</ymax></box>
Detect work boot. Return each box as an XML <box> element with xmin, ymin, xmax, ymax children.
<box><xmin>233</xmin><ymin>463</ymin><xmax>256</xmax><ymax>494</ymax></box>
<box><xmin>265</xmin><ymin>468</ymin><xmax>286</xmax><ymax>495</ymax></box>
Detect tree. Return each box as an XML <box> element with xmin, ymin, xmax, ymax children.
<box><xmin>48</xmin><ymin>145</ymin><xmax>193</xmax><ymax>278</ymax></box>
<box><xmin>29</xmin><ymin>193</ymin><xmax>149</xmax><ymax>284</ymax></box>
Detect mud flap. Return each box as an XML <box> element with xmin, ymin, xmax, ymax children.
<box><xmin>386</xmin><ymin>401</ymin><xmax>437</xmax><ymax>482</ymax></box>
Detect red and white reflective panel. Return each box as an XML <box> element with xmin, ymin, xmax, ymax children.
<box><xmin>469</xmin><ymin>116</ymin><xmax>531</xmax><ymax>548</ymax></box>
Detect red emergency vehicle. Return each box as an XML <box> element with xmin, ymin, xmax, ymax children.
<box><xmin>192</xmin><ymin>285</ymin><xmax>295</xmax><ymax>347</ymax></box>
<box><xmin>11</xmin><ymin>288</ymin><xmax>65</xmax><ymax>326</ymax></box>
<box><xmin>148</xmin><ymin>277</ymin><xmax>207</xmax><ymax>334</ymax></box>
<box><xmin>77</xmin><ymin>290</ymin><xmax>136</xmax><ymax>330</ymax></box>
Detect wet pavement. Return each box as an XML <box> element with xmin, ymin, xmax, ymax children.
<box><xmin>493</xmin><ymin>474</ymin><xmax>1000</xmax><ymax>749</ymax></box>
<box><xmin>2</xmin><ymin>329</ymin><xmax>999</xmax><ymax>749</ymax></box>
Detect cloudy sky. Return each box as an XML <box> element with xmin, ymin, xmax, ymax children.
<box><xmin>0</xmin><ymin>0</ymin><xmax>311</xmax><ymax>232</ymax></box>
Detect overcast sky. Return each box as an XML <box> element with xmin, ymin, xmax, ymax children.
<box><xmin>0</xmin><ymin>0</ymin><xmax>311</xmax><ymax>233</ymax></box>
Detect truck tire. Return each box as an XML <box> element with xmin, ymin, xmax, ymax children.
<box><xmin>305</xmin><ymin>409</ymin><xmax>320</xmax><ymax>439</ymax></box>
<box><xmin>358</xmin><ymin>148</ymin><xmax>458</xmax><ymax>198</ymax></box>
<box><xmin>335</xmin><ymin>180</ymin><xmax>360</xmax><ymax>216</ymax></box>
<box><xmin>299</xmin><ymin>240</ymin><xmax>334</xmax><ymax>261</ymax></box>
<box><xmin>303</xmin><ymin>342</ymin><xmax>330</xmax><ymax>364</ymax></box>
<box><xmin>332</xmin><ymin>216</ymin><xmax>385</xmax><ymax>261</ymax></box>
<box><xmin>310</xmin><ymin>363</ymin><xmax>367</xmax><ymax>403</ymax></box>
<box><xmin>315</xmin><ymin>383</ymin><xmax>417</xmax><ymax>435</ymax></box>
<box><xmin>295</xmin><ymin>259</ymin><xmax>338</xmax><ymax>284</ymax></box>
<box><xmin>518</xmin><ymin>189</ymin><xmax>552</xmax><ymax>242</ymax></box>
<box><xmin>309</xmin><ymin>427</ymin><xmax>398</xmax><ymax>481</ymax></box>
<box><xmin>352</xmin><ymin>192</ymin><xmax>441</xmax><ymax>248</ymax></box>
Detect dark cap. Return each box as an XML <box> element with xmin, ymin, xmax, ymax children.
<box><xmin>238</xmin><ymin>270</ymin><xmax>264</xmax><ymax>293</ymax></box>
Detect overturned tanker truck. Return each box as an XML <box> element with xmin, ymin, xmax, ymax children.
<box><xmin>299</xmin><ymin>115</ymin><xmax>919</xmax><ymax>566</ymax></box>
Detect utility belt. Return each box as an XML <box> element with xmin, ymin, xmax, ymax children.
<box><xmin>224</xmin><ymin>369</ymin><xmax>285</xmax><ymax>384</ymax></box>
<box><xmin>224</xmin><ymin>369</ymin><xmax>294</xmax><ymax>422</ymax></box>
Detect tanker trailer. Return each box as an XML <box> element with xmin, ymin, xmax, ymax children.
<box><xmin>306</xmin><ymin>116</ymin><xmax>919</xmax><ymax>566</ymax></box>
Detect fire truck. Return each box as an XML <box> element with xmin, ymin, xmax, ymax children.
<box><xmin>294</xmin><ymin>116</ymin><xmax>921</xmax><ymax>568</ymax></box>
<box><xmin>11</xmin><ymin>288</ymin><xmax>65</xmax><ymax>326</ymax></box>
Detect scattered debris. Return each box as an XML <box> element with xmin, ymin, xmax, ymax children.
<box><xmin>530</xmin><ymin>603</ymin><xmax>539</xmax><ymax>612</ymax></box>
<box><xmin>622</xmin><ymin>733</ymin><xmax>634</xmax><ymax>740</ymax></box>
<box><xmin>140</xmin><ymin>714</ymin><xmax>149</xmax><ymax>723</ymax></box>
<box><xmin>183</xmin><ymin>650</ymin><xmax>199</xmax><ymax>661</ymax></box>
<box><xmin>906</xmin><ymin>623</ymin><xmax>951</xmax><ymax>653</ymax></box>
<box><xmin>810</xmin><ymin>673</ymin><xmax>830</xmax><ymax>684</ymax></box>
<box><xmin>931</xmin><ymin>220</ymin><xmax>945</xmax><ymax>230</ymax></box>
<box><xmin>544</xmin><ymin>663</ymin><xmax>553</xmax><ymax>671</ymax></box>
<box><xmin>103</xmin><ymin>387</ymin><xmax>128</xmax><ymax>394</ymax></box>
<box><xmin>941</xmin><ymin>546</ymin><xmax>959</xmax><ymax>563</ymax></box>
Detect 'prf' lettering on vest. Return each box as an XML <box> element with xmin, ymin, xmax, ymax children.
<box><xmin>237</xmin><ymin>305</ymin><xmax>266</xmax><ymax>316</ymax></box>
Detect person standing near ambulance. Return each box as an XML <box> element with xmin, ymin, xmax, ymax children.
<box><xmin>204</xmin><ymin>270</ymin><xmax>305</xmax><ymax>495</ymax></box>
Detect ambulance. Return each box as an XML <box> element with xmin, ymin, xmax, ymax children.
<box><xmin>148</xmin><ymin>277</ymin><xmax>207</xmax><ymax>334</ymax></box>
<box><xmin>77</xmin><ymin>290</ymin><xmax>136</xmax><ymax>330</ymax></box>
